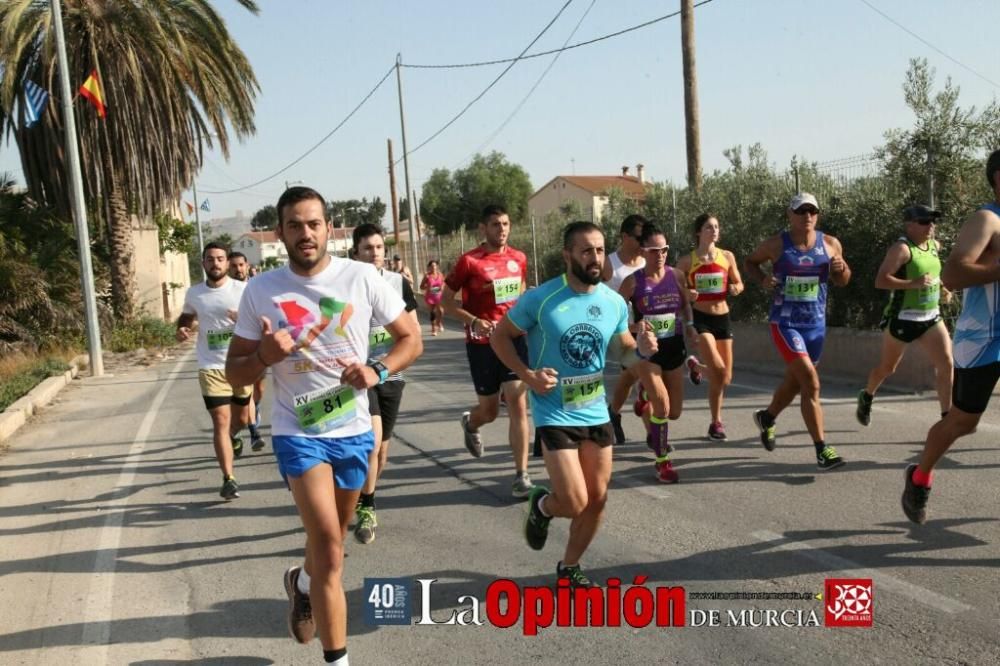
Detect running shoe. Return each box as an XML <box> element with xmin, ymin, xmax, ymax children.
<box><xmin>708</xmin><ymin>421</ymin><xmax>727</xmax><ymax>441</ymax></box>
<box><xmin>816</xmin><ymin>446</ymin><xmax>846</xmax><ymax>471</ymax></box>
<box><xmin>901</xmin><ymin>463</ymin><xmax>930</xmax><ymax>524</ymax></box>
<box><xmin>354</xmin><ymin>506</ymin><xmax>377</xmax><ymax>544</ymax></box>
<box><xmin>753</xmin><ymin>409</ymin><xmax>776</xmax><ymax>452</ymax></box>
<box><xmin>633</xmin><ymin>392</ymin><xmax>649</xmax><ymax>417</ymax></box>
<box><xmin>686</xmin><ymin>356</ymin><xmax>703</xmax><ymax>385</ymax></box>
<box><xmin>251</xmin><ymin>436</ymin><xmax>267</xmax><ymax>452</ymax></box>
<box><xmin>557</xmin><ymin>561</ymin><xmax>599</xmax><ymax>588</ymax></box>
<box><xmin>220</xmin><ymin>475</ymin><xmax>239</xmax><ymax>500</ymax></box>
<box><xmin>655</xmin><ymin>459</ymin><xmax>679</xmax><ymax>483</ymax></box>
<box><xmin>512</xmin><ymin>472</ymin><xmax>534</xmax><ymax>499</ymax></box>
<box><xmin>856</xmin><ymin>390</ymin><xmax>873</xmax><ymax>427</ymax></box>
<box><xmin>231</xmin><ymin>435</ymin><xmax>244</xmax><ymax>458</ymax></box>
<box><xmin>460</xmin><ymin>411</ymin><xmax>484</xmax><ymax>458</ymax></box>
<box><xmin>609</xmin><ymin>408</ymin><xmax>626</xmax><ymax>445</ymax></box>
<box><xmin>524</xmin><ymin>486</ymin><xmax>551</xmax><ymax>550</ymax></box>
<box><xmin>283</xmin><ymin>566</ymin><xmax>315</xmax><ymax>644</ymax></box>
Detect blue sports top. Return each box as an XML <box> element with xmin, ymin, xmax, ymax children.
<box><xmin>769</xmin><ymin>230</ymin><xmax>830</xmax><ymax>329</ymax></box>
<box><xmin>507</xmin><ymin>274</ymin><xmax>629</xmax><ymax>427</ymax></box>
<box><xmin>952</xmin><ymin>202</ymin><xmax>1000</xmax><ymax>368</ymax></box>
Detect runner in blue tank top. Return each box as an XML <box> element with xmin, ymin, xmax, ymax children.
<box><xmin>902</xmin><ymin>149</ymin><xmax>1000</xmax><ymax>524</ymax></box>
<box><xmin>744</xmin><ymin>193</ymin><xmax>852</xmax><ymax>470</ymax></box>
<box><xmin>492</xmin><ymin>221</ymin><xmax>656</xmax><ymax>589</ymax></box>
<box><xmin>618</xmin><ymin>222</ymin><xmax>700</xmax><ymax>484</ymax></box>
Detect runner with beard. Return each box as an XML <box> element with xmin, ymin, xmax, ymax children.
<box><xmin>493</xmin><ymin>221</ymin><xmax>656</xmax><ymax>587</ymax></box>
<box><xmin>178</xmin><ymin>243</ymin><xmax>252</xmax><ymax>499</ymax></box>
<box><xmin>229</xmin><ymin>250</ymin><xmax>267</xmax><ymax>451</ymax></box>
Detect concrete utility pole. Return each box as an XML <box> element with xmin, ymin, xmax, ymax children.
<box><xmin>50</xmin><ymin>0</ymin><xmax>103</xmax><ymax>376</ymax></box>
<box><xmin>388</xmin><ymin>138</ymin><xmax>400</xmax><ymax>244</ymax></box>
<box><xmin>681</xmin><ymin>0</ymin><xmax>703</xmax><ymax>192</ymax></box>
<box><xmin>395</xmin><ymin>54</ymin><xmax>420</xmax><ymax>278</ymax></box>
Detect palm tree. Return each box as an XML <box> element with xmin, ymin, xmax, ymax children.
<box><xmin>0</xmin><ymin>0</ymin><xmax>259</xmax><ymax>320</ymax></box>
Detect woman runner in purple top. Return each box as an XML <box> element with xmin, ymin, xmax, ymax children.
<box><xmin>618</xmin><ymin>223</ymin><xmax>699</xmax><ymax>483</ymax></box>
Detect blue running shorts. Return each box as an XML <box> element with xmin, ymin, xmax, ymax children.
<box><xmin>272</xmin><ymin>430</ymin><xmax>376</xmax><ymax>491</ymax></box>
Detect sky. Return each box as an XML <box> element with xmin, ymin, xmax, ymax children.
<box><xmin>1</xmin><ymin>0</ymin><xmax>999</xmax><ymax>223</ymax></box>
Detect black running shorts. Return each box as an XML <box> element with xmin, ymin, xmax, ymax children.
<box><xmin>465</xmin><ymin>337</ymin><xmax>528</xmax><ymax>396</ymax></box>
<box><xmin>879</xmin><ymin>315</ymin><xmax>942</xmax><ymax>343</ymax></box>
<box><xmin>374</xmin><ymin>380</ymin><xmax>405</xmax><ymax>440</ymax></box>
<box><xmin>952</xmin><ymin>362</ymin><xmax>1000</xmax><ymax>414</ymax></box>
<box><xmin>649</xmin><ymin>336</ymin><xmax>687</xmax><ymax>371</ymax></box>
<box><xmin>537</xmin><ymin>423</ymin><xmax>614</xmax><ymax>451</ymax></box>
<box><xmin>692</xmin><ymin>310</ymin><xmax>733</xmax><ymax>340</ymax></box>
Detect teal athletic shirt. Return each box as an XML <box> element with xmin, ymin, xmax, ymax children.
<box><xmin>507</xmin><ymin>274</ymin><xmax>629</xmax><ymax>427</ymax></box>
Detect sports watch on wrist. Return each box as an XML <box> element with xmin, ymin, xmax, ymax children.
<box><xmin>368</xmin><ymin>360</ymin><xmax>389</xmax><ymax>385</ymax></box>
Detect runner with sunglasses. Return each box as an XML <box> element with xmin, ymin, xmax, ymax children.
<box><xmin>857</xmin><ymin>205</ymin><xmax>953</xmax><ymax>427</ymax></box>
<box><xmin>618</xmin><ymin>223</ymin><xmax>699</xmax><ymax>483</ymax></box>
<box><xmin>744</xmin><ymin>193</ymin><xmax>851</xmax><ymax>470</ymax></box>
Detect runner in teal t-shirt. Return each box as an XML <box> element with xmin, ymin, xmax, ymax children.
<box><xmin>492</xmin><ymin>221</ymin><xmax>656</xmax><ymax>589</ymax></box>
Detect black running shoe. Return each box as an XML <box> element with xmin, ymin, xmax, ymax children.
<box><xmin>856</xmin><ymin>390</ymin><xmax>873</xmax><ymax>427</ymax></box>
<box><xmin>753</xmin><ymin>409</ymin><xmax>776</xmax><ymax>451</ymax></box>
<box><xmin>901</xmin><ymin>463</ymin><xmax>931</xmax><ymax>524</ymax></box>
<box><xmin>524</xmin><ymin>486</ymin><xmax>551</xmax><ymax>551</ymax></box>
<box><xmin>557</xmin><ymin>561</ymin><xmax>599</xmax><ymax>588</ymax></box>
<box><xmin>609</xmin><ymin>409</ymin><xmax>626</xmax><ymax>445</ymax></box>
<box><xmin>816</xmin><ymin>446</ymin><xmax>846</xmax><ymax>471</ymax></box>
<box><xmin>220</xmin><ymin>475</ymin><xmax>239</xmax><ymax>500</ymax></box>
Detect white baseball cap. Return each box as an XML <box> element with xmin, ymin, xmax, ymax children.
<box><xmin>789</xmin><ymin>192</ymin><xmax>819</xmax><ymax>211</ymax></box>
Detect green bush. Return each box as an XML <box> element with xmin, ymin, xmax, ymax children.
<box><xmin>0</xmin><ymin>357</ymin><xmax>70</xmax><ymax>412</ymax></box>
<box><xmin>107</xmin><ymin>316</ymin><xmax>176</xmax><ymax>352</ymax></box>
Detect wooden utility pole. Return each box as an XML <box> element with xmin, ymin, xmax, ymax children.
<box><xmin>388</xmin><ymin>138</ymin><xmax>400</xmax><ymax>243</ymax></box>
<box><xmin>681</xmin><ymin>0</ymin><xmax>703</xmax><ymax>191</ymax></box>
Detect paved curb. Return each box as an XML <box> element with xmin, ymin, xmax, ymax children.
<box><xmin>0</xmin><ymin>354</ymin><xmax>89</xmax><ymax>443</ymax></box>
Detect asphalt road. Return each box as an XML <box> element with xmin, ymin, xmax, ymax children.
<box><xmin>0</xmin><ymin>327</ymin><xmax>997</xmax><ymax>665</ymax></box>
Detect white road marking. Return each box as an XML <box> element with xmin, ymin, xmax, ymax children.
<box><xmin>79</xmin><ymin>351</ymin><xmax>192</xmax><ymax>657</ymax></box>
<box><xmin>751</xmin><ymin>530</ymin><xmax>973</xmax><ymax>614</ymax></box>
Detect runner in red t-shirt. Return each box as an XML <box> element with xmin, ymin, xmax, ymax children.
<box><xmin>443</xmin><ymin>204</ymin><xmax>533</xmax><ymax>499</ymax></box>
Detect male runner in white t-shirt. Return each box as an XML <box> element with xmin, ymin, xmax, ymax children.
<box><xmin>227</xmin><ymin>187</ymin><xmax>421</xmax><ymax>666</ymax></box>
<box><xmin>178</xmin><ymin>243</ymin><xmax>252</xmax><ymax>500</ymax></box>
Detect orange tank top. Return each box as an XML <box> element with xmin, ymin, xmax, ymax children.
<box><xmin>687</xmin><ymin>248</ymin><xmax>730</xmax><ymax>302</ymax></box>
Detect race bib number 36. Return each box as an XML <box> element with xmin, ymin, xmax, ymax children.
<box><xmin>561</xmin><ymin>373</ymin><xmax>605</xmax><ymax>411</ymax></box>
<box><xmin>493</xmin><ymin>277</ymin><xmax>521</xmax><ymax>304</ymax></box>
<box><xmin>784</xmin><ymin>275</ymin><xmax>820</xmax><ymax>302</ymax></box>
<box><xmin>206</xmin><ymin>328</ymin><xmax>234</xmax><ymax>351</ymax></box>
<box><xmin>695</xmin><ymin>271</ymin><xmax>725</xmax><ymax>294</ymax></box>
<box><xmin>645</xmin><ymin>313</ymin><xmax>677</xmax><ymax>339</ymax></box>
<box><xmin>294</xmin><ymin>385</ymin><xmax>357</xmax><ymax>435</ymax></box>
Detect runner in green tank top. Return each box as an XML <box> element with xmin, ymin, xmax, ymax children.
<box><xmin>856</xmin><ymin>205</ymin><xmax>954</xmax><ymax>426</ymax></box>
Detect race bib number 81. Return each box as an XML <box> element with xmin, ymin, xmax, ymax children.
<box><xmin>294</xmin><ymin>385</ymin><xmax>357</xmax><ymax>435</ymax></box>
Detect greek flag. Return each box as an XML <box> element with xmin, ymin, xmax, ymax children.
<box><xmin>200</xmin><ymin>199</ymin><xmax>211</xmax><ymax>212</ymax></box>
<box><xmin>23</xmin><ymin>80</ymin><xmax>48</xmax><ymax>128</ymax></box>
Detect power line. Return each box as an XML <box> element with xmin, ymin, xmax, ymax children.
<box><xmin>395</xmin><ymin>0</ymin><xmax>575</xmax><ymax>166</ymax></box>
<box><xmin>201</xmin><ymin>63</ymin><xmax>396</xmax><ymax>194</ymax></box>
<box><xmin>402</xmin><ymin>0</ymin><xmax>717</xmax><ymax>70</ymax></box>
<box><xmin>460</xmin><ymin>0</ymin><xmax>598</xmax><ymax>164</ymax></box>
<box><xmin>858</xmin><ymin>0</ymin><xmax>1000</xmax><ymax>90</ymax></box>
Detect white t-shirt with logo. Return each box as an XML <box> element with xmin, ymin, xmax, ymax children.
<box><xmin>182</xmin><ymin>278</ymin><xmax>246</xmax><ymax>370</ymax></box>
<box><xmin>233</xmin><ymin>258</ymin><xmax>406</xmax><ymax>439</ymax></box>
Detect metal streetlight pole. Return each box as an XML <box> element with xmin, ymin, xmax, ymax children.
<box><xmin>394</xmin><ymin>54</ymin><xmax>420</xmax><ymax>278</ymax></box>
<box><xmin>50</xmin><ymin>0</ymin><xmax>103</xmax><ymax>376</ymax></box>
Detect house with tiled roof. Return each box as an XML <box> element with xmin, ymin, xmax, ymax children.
<box><xmin>233</xmin><ymin>227</ymin><xmax>355</xmax><ymax>266</ymax></box>
<box><xmin>528</xmin><ymin>164</ymin><xmax>651</xmax><ymax>223</ymax></box>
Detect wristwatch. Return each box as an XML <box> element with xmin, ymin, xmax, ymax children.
<box><xmin>368</xmin><ymin>360</ymin><xmax>390</xmax><ymax>384</ymax></box>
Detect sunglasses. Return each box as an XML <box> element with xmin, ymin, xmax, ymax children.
<box><xmin>794</xmin><ymin>207</ymin><xmax>819</xmax><ymax>216</ymax></box>
<box><xmin>643</xmin><ymin>246</ymin><xmax>670</xmax><ymax>254</ymax></box>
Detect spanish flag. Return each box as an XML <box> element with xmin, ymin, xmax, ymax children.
<box><xmin>79</xmin><ymin>70</ymin><xmax>106</xmax><ymax>118</ymax></box>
